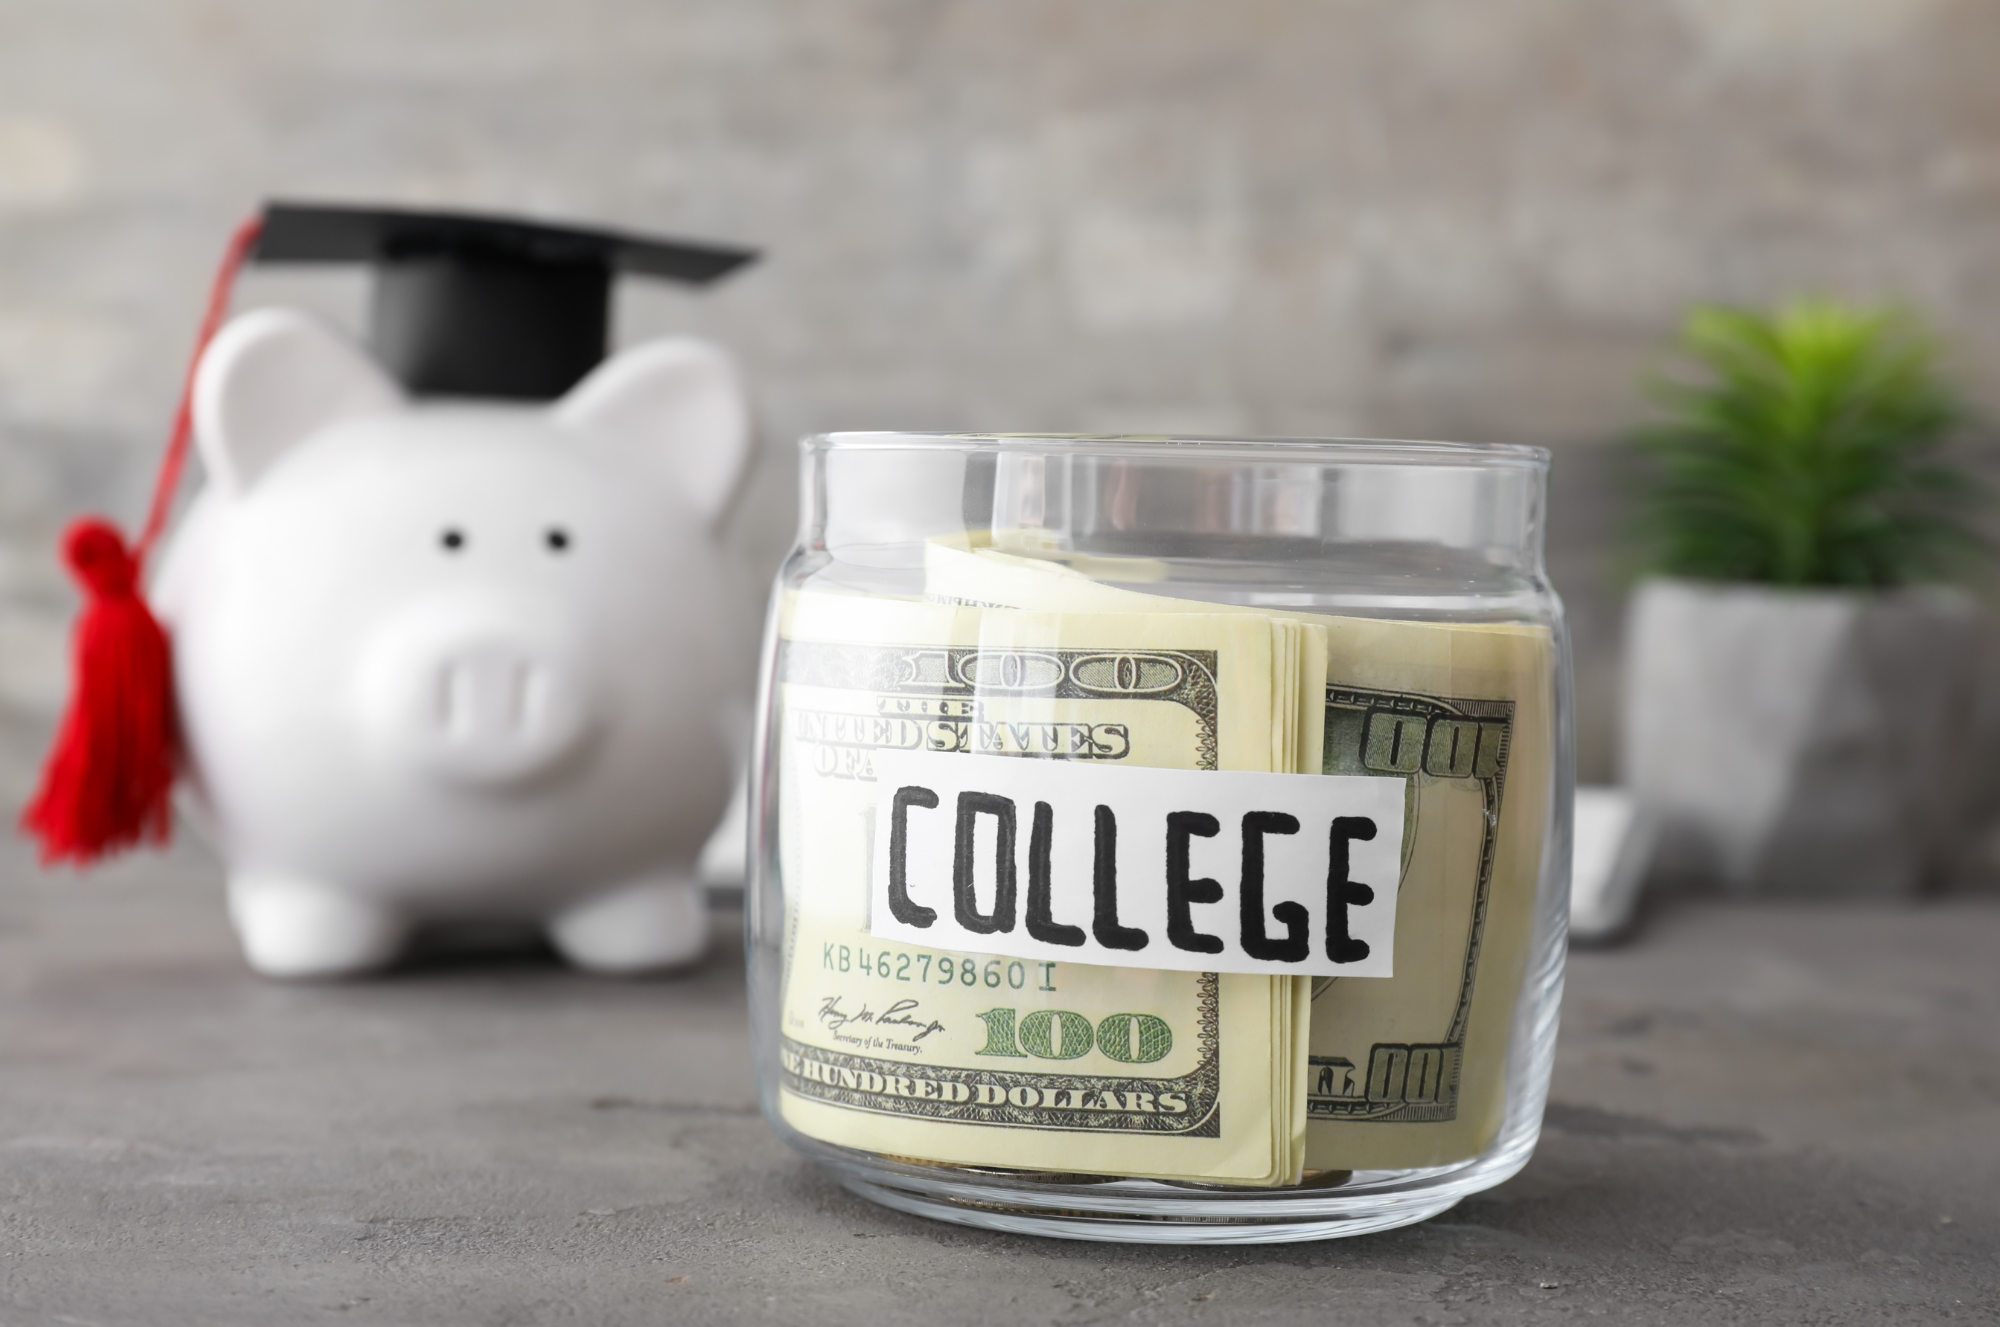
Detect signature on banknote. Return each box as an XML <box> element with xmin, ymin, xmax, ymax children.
<box><xmin>818</xmin><ymin>995</ymin><xmax>947</xmax><ymax>1043</ymax></box>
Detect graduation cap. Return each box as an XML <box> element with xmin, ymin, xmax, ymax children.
<box><xmin>253</xmin><ymin>201</ymin><xmax>758</xmax><ymax>399</ymax></box>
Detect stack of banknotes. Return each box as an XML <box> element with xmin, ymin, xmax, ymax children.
<box><xmin>769</xmin><ymin>536</ymin><xmax>1553</xmax><ymax>1188</ymax></box>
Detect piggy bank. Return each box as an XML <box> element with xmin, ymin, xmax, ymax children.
<box><xmin>150</xmin><ymin>308</ymin><xmax>753</xmax><ymax>978</ymax></box>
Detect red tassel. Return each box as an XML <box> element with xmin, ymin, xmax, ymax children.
<box><xmin>20</xmin><ymin>214</ymin><xmax>264</xmax><ymax>867</ymax></box>
<box><xmin>21</xmin><ymin>521</ymin><xmax>179</xmax><ymax>864</ymax></box>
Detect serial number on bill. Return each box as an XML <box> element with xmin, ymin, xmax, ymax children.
<box><xmin>822</xmin><ymin>943</ymin><xmax>1058</xmax><ymax>992</ymax></box>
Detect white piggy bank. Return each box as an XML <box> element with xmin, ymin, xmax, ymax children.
<box><xmin>151</xmin><ymin>308</ymin><xmax>753</xmax><ymax>979</ymax></box>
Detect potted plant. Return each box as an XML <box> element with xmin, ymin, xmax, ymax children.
<box><xmin>1622</xmin><ymin>299</ymin><xmax>1985</xmax><ymax>896</ymax></box>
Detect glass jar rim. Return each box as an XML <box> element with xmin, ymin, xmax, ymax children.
<box><xmin>806</xmin><ymin>431</ymin><xmax>1549</xmax><ymax>470</ymax></box>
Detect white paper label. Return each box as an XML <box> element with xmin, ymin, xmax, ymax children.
<box><xmin>868</xmin><ymin>750</ymin><xmax>1406</xmax><ymax>977</ymax></box>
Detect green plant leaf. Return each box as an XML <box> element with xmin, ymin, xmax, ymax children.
<box><xmin>1628</xmin><ymin>298</ymin><xmax>1983</xmax><ymax>587</ymax></box>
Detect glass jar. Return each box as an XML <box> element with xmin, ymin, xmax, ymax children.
<box><xmin>747</xmin><ymin>434</ymin><xmax>1573</xmax><ymax>1243</ymax></box>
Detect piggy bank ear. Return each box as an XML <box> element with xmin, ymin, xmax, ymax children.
<box><xmin>554</xmin><ymin>337</ymin><xmax>751</xmax><ymax>526</ymax></box>
<box><xmin>193</xmin><ymin>308</ymin><xmax>405</xmax><ymax>495</ymax></box>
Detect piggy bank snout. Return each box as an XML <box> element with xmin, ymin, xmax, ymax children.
<box><xmin>430</xmin><ymin>641</ymin><xmax>587</xmax><ymax>765</ymax></box>
<box><xmin>358</xmin><ymin>609</ymin><xmax>595</xmax><ymax>786</ymax></box>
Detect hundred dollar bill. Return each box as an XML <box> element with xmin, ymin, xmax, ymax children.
<box><xmin>1300</xmin><ymin>618</ymin><xmax>1552</xmax><ymax>1170</ymax></box>
<box><xmin>923</xmin><ymin>537</ymin><xmax>1555</xmax><ymax>1172</ymax></box>
<box><xmin>772</xmin><ymin>590</ymin><xmax>1312</xmax><ymax>1185</ymax></box>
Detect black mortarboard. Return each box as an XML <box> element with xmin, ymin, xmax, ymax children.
<box><xmin>252</xmin><ymin>201</ymin><xmax>758</xmax><ymax>399</ymax></box>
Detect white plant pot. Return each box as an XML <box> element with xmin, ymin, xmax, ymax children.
<box><xmin>1622</xmin><ymin>578</ymin><xmax>1979</xmax><ymax>897</ymax></box>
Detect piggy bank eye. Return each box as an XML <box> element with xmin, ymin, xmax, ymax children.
<box><xmin>440</xmin><ymin>528</ymin><xmax>466</xmax><ymax>552</ymax></box>
<box><xmin>545</xmin><ymin>527</ymin><xmax>570</xmax><ymax>553</ymax></box>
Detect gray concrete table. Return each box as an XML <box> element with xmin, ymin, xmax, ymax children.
<box><xmin>2</xmin><ymin>839</ymin><xmax>1995</xmax><ymax>1325</ymax></box>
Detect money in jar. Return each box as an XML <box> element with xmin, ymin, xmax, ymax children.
<box><xmin>746</xmin><ymin>434</ymin><xmax>1571</xmax><ymax>1242</ymax></box>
